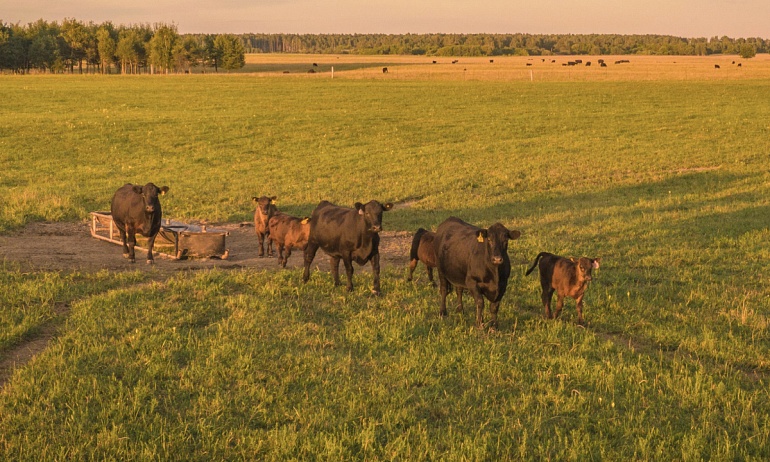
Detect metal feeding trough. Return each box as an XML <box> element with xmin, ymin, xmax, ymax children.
<box><xmin>89</xmin><ymin>211</ymin><xmax>229</xmax><ymax>260</ymax></box>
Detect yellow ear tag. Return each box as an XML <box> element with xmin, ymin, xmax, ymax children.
<box><xmin>477</xmin><ymin>234</ymin><xmax>485</xmax><ymax>243</ymax></box>
<box><xmin>301</xmin><ymin>218</ymin><xmax>310</xmax><ymax>224</ymax></box>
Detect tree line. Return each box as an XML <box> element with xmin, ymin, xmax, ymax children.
<box><xmin>0</xmin><ymin>19</ymin><xmax>245</xmax><ymax>74</ymax></box>
<box><xmin>2</xmin><ymin>18</ymin><xmax>767</xmax><ymax>74</ymax></box>
<box><xmin>240</xmin><ymin>33</ymin><xmax>765</xmax><ymax>58</ymax></box>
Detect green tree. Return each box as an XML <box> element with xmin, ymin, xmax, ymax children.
<box><xmin>214</xmin><ymin>34</ymin><xmax>245</xmax><ymax>72</ymax></box>
<box><xmin>61</xmin><ymin>18</ymin><xmax>87</xmax><ymax>73</ymax></box>
<box><xmin>147</xmin><ymin>23</ymin><xmax>178</xmax><ymax>74</ymax></box>
<box><xmin>96</xmin><ymin>25</ymin><xmax>116</xmax><ymax>74</ymax></box>
<box><xmin>739</xmin><ymin>43</ymin><xmax>756</xmax><ymax>59</ymax></box>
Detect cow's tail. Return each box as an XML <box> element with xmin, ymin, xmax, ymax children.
<box><xmin>410</xmin><ymin>228</ymin><xmax>429</xmax><ymax>262</ymax></box>
<box><xmin>525</xmin><ymin>252</ymin><xmax>549</xmax><ymax>276</ymax></box>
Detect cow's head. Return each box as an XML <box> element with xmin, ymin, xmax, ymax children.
<box><xmin>132</xmin><ymin>183</ymin><xmax>168</xmax><ymax>214</ymax></box>
<box><xmin>252</xmin><ymin>195</ymin><xmax>277</xmax><ymax>216</ymax></box>
<box><xmin>355</xmin><ymin>201</ymin><xmax>393</xmax><ymax>233</ymax></box>
<box><xmin>575</xmin><ymin>257</ymin><xmax>601</xmax><ymax>283</ymax></box>
<box><xmin>476</xmin><ymin>223</ymin><xmax>521</xmax><ymax>266</ymax></box>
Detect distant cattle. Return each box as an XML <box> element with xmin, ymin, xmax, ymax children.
<box><xmin>585</xmin><ymin>61</ymin><xmax>591</xmax><ymax>66</ymax></box>
<box><xmin>110</xmin><ymin>182</ymin><xmax>169</xmax><ymax>264</ymax></box>
<box><xmin>452</xmin><ymin>60</ymin><xmax>459</xmax><ymax>64</ymax></box>
<box><xmin>738</xmin><ymin>63</ymin><xmax>742</xmax><ymax>67</ymax></box>
<box><xmin>732</xmin><ymin>61</ymin><xmax>735</xmax><ymax>64</ymax></box>
<box><xmin>489</xmin><ymin>59</ymin><xmax>494</xmax><ymax>63</ymax></box>
<box><xmin>253</xmin><ymin>195</ymin><xmax>278</xmax><ymax>257</ymax></box>
<box><xmin>615</xmin><ymin>59</ymin><xmax>630</xmax><ymax>64</ymax></box>
<box><xmin>600</xmin><ymin>62</ymin><xmax>608</xmax><ymax>67</ymax></box>
<box><xmin>307</xmin><ymin>69</ymin><xmax>315</xmax><ymax>73</ymax></box>
<box><xmin>407</xmin><ymin>228</ymin><xmax>438</xmax><ymax>287</ymax></box>
<box><xmin>567</xmin><ymin>61</ymin><xmax>577</xmax><ymax>66</ymax></box>
<box><xmin>525</xmin><ymin>252</ymin><xmax>601</xmax><ymax>325</ymax></box>
<box><xmin>302</xmin><ymin>200</ymin><xmax>393</xmax><ymax>295</ymax></box>
<box><xmin>526</xmin><ymin>63</ymin><xmax>532</xmax><ymax>66</ymax></box>
<box><xmin>551</xmin><ymin>59</ymin><xmax>556</xmax><ymax>63</ymax></box>
<box><xmin>432</xmin><ymin>60</ymin><xmax>437</xmax><ymax>64</ymax></box>
<box><xmin>268</xmin><ymin>213</ymin><xmax>311</xmax><ymax>268</ymax></box>
<box><xmin>574</xmin><ymin>59</ymin><xmax>583</xmax><ymax>64</ymax></box>
<box><xmin>597</xmin><ymin>59</ymin><xmax>605</xmax><ymax>64</ymax></box>
<box><xmin>313</xmin><ymin>63</ymin><xmax>318</xmax><ymax>67</ymax></box>
<box><xmin>435</xmin><ymin>217</ymin><xmax>521</xmax><ymax>329</ymax></box>
<box><xmin>382</xmin><ymin>67</ymin><xmax>388</xmax><ymax>73</ymax></box>
<box><xmin>715</xmin><ymin>64</ymin><xmax>721</xmax><ymax>69</ymax></box>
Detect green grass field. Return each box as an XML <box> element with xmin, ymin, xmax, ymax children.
<box><xmin>1</xmin><ymin>57</ymin><xmax>770</xmax><ymax>459</ymax></box>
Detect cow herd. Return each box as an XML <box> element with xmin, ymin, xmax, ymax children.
<box><xmin>110</xmin><ymin>183</ymin><xmax>601</xmax><ymax>329</ymax></box>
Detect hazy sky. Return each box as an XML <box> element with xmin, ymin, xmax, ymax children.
<box><xmin>2</xmin><ymin>0</ymin><xmax>768</xmax><ymax>38</ymax></box>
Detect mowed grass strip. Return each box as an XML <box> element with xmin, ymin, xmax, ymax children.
<box><xmin>1</xmin><ymin>72</ymin><xmax>770</xmax><ymax>458</ymax></box>
<box><xmin>0</xmin><ymin>268</ymin><xmax>768</xmax><ymax>460</ymax></box>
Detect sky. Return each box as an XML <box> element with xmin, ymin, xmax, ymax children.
<box><xmin>2</xmin><ymin>0</ymin><xmax>768</xmax><ymax>38</ymax></box>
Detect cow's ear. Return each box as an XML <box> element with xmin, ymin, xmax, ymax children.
<box><xmin>270</xmin><ymin>196</ymin><xmax>277</xmax><ymax>202</ymax></box>
<box><xmin>160</xmin><ymin>186</ymin><xmax>169</xmax><ymax>195</ymax></box>
<box><xmin>355</xmin><ymin>202</ymin><xmax>363</xmax><ymax>214</ymax></box>
<box><xmin>252</xmin><ymin>196</ymin><xmax>258</xmax><ymax>202</ymax></box>
<box><xmin>383</xmin><ymin>202</ymin><xmax>393</xmax><ymax>211</ymax></box>
<box><xmin>508</xmin><ymin>230</ymin><xmax>521</xmax><ymax>240</ymax></box>
<box><xmin>132</xmin><ymin>185</ymin><xmax>143</xmax><ymax>194</ymax></box>
<box><xmin>592</xmin><ymin>258</ymin><xmax>601</xmax><ymax>269</ymax></box>
<box><xmin>476</xmin><ymin>230</ymin><xmax>487</xmax><ymax>243</ymax></box>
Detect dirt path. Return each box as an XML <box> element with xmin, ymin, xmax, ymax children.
<box><xmin>0</xmin><ymin>221</ymin><xmax>414</xmax><ymax>387</ymax></box>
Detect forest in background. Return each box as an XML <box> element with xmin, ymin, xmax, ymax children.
<box><xmin>1</xmin><ymin>18</ymin><xmax>768</xmax><ymax>74</ymax></box>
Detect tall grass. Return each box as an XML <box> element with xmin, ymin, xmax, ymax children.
<box><xmin>1</xmin><ymin>72</ymin><xmax>770</xmax><ymax>459</ymax></box>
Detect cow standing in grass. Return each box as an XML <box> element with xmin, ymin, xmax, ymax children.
<box><xmin>268</xmin><ymin>213</ymin><xmax>311</xmax><ymax>268</ymax></box>
<box><xmin>407</xmin><ymin>228</ymin><xmax>438</xmax><ymax>287</ymax></box>
<box><xmin>302</xmin><ymin>200</ymin><xmax>393</xmax><ymax>295</ymax></box>
<box><xmin>435</xmin><ymin>217</ymin><xmax>521</xmax><ymax>329</ymax></box>
<box><xmin>525</xmin><ymin>252</ymin><xmax>601</xmax><ymax>325</ymax></box>
<box><xmin>253</xmin><ymin>195</ymin><xmax>277</xmax><ymax>257</ymax></box>
<box><xmin>110</xmin><ymin>182</ymin><xmax>169</xmax><ymax>264</ymax></box>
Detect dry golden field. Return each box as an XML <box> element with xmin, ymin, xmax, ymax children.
<box><xmin>244</xmin><ymin>53</ymin><xmax>770</xmax><ymax>81</ymax></box>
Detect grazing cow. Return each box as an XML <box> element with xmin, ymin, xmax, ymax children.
<box><xmin>407</xmin><ymin>228</ymin><xmax>438</xmax><ymax>286</ymax></box>
<box><xmin>435</xmin><ymin>217</ymin><xmax>521</xmax><ymax>329</ymax></box>
<box><xmin>302</xmin><ymin>200</ymin><xmax>393</xmax><ymax>295</ymax></box>
<box><xmin>526</xmin><ymin>63</ymin><xmax>532</xmax><ymax>66</ymax></box>
<box><xmin>715</xmin><ymin>64</ymin><xmax>721</xmax><ymax>69</ymax></box>
<box><xmin>585</xmin><ymin>61</ymin><xmax>591</xmax><ymax>66</ymax></box>
<box><xmin>738</xmin><ymin>63</ymin><xmax>742</xmax><ymax>67</ymax></box>
<box><xmin>382</xmin><ymin>67</ymin><xmax>388</xmax><ymax>73</ymax></box>
<box><xmin>252</xmin><ymin>195</ymin><xmax>277</xmax><ymax>257</ymax></box>
<box><xmin>313</xmin><ymin>63</ymin><xmax>318</xmax><ymax>67</ymax></box>
<box><xmin>489</xmin><ymin>59</ymin><xmax>494</xmax><ymax>63</ymax></box>
<box><xmin>525</xmin><ymin>252</ymin><xmax>601</xmax><ymax>325</ymax></box>
<box><xmin>567</xmin><ymin>61</ymin><xmax>577</xmax><ymax>66</ymax></box>
<box><xmin>110</xmin><ymin>183</ymin><xmax>169</xmax><ymax>264</ymax></box>
<box><xmin>598</xmin><ymin>59</ymin><xmax>605</xmax><ymax>64</ymax></box>
<box><xmin>575</xmin><ymin>59</ymin><xmax>583</xmax><ymax>64</ymax></box>
<box><xmin>600</xmin><ymin>62</ymin><xmax>608</xmax><ymax>67</ymax></box>
<box><xmin>268</xmin><ymin>213</ymin><xmax>311</xmax><ymax>268</ymax></box>
<box><xmin>432</xmin><ymin>60</ymin><xmax>437</xmax><ymax>64</ymax></box>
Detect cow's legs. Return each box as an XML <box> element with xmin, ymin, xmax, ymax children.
<box><xmin>145</xmin><ymin>233</ymin><xmax>157</xmax><ymax>264</ymax></box>
<box><xmin>407</xmin><ymin>259</ymin><xmax>418</xmax><ymax>282</ymax></box>
<box><xmin>427</xmin><ymin>266</ymin><xmax>436</xmax><ymax>287</ymax></box>
<box><xmin>330</xmin><ymin>256</ymin><xmax>342</xmax><ymax>286</ymax></box>
<box><xmin>127</xmin><ymin>231</ymin><xmax>137</xmax><ymax>264</ymax></box>
<box><xmin>343</xmin><ymin>257</ymin><xmax>355</xmax><ymax>292</ymax></box>
<box><xmin>438</xmin><ymin>271</ymin><xmax>449</xmax><ymax>318</ymax></box>
<box><xmin>455</xmin><ymin>287</ymin><xmax>464</xmax><ymax>312</ymax></box>
<box><xmin>266</xmin><ymin>232</ymin><xmax>274</xmax><ymax>257</ymax></box>
<box><xmin>471</xmin><ymin>289</ymin><xmax>485</xmax><ymax>328</ymax></box>
<box><xmin>554</xmin><ymin>295</ymin><xmax>565</xmax><ymax>319</ymax></box>
<box><xmin>257</xmin><ymin>232</ymin><xmax>266</xmax><ymax>257</ymax></box>
<box><xmin>488</xmin><ymin>301</ymin><xmax>501</xmax><ymax>329</ymax></box>
<box><xmin>282</xmin><ymin>245</ymin><xmax>292</xmax><ymax>268</ymax></box>
<box><xmin>370</xmin><ymin>253</ymin><xmax>381</xmax><ymax>295</ymax></box>
<box><xmin>575</xmin><ymin>295</ymin><xmax>585</xmax><ymax>325</ymax></box>
<box><xmin>118</xmin><ymin>228</ymin><xmax>130</xmax><ymax>259</ymax></box>
<box><xmin>542</xmin><ymin>288</ymin><xmax>554</xmax><ymax>319</ymax></box>
<box><xmin>302</xmin><ymin>242</ymin><xmax>319</xmax><ymax>283</ymax></box>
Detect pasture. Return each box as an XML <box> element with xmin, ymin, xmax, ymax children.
<box><xmin>1</xmin><ymin>54</ymin><xmax>770</xmax><ymax>459</ymax></box>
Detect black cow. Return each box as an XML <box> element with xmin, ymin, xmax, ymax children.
<box><xmin>302</xmin><ymin>200</ymin><xmax>393</xmax><ymax>295</ymax></box>
<box><xmin>382</xmin><ymin>67</ymin><xmax>388</xmax><ymax>73</ymax></box>
<box><xmin>407</xmin><ymin>228</ymin><xmax>437</xmax><ymax>286</ymax></box>
<box><xmin>110</xmin><ymin>183</ymin><xmax>169</xmax><ymax>264</ymax></box>
<box><xmin>525</xmin><ymin>252</ymin><xmax>601</xmax><ymax>325</ymax></box>
<box><xmin>253</xmin><ymin>195</ymin><xmax>277</xmax><ymax>257</ymax></box>
<box><xmin>715</xmin><ymin>64</ymin><xmax>721</xmax><ymax>69</ymax></box>
<box><xmin>435</xmin><ymin>217</ymin><xmax>521</xmax><ymax>329</ymax></box>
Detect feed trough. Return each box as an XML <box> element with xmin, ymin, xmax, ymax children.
<box><xmin>89</xmin><ymin>211</ymin><xmax>229</xmax><ymax>260</ymax></box>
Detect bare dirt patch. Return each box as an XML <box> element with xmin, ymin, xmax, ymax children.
<box><xmin>0</xmin><ymin>221</ymin><xmax>412</xmax><ymax>274</ymax></box>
